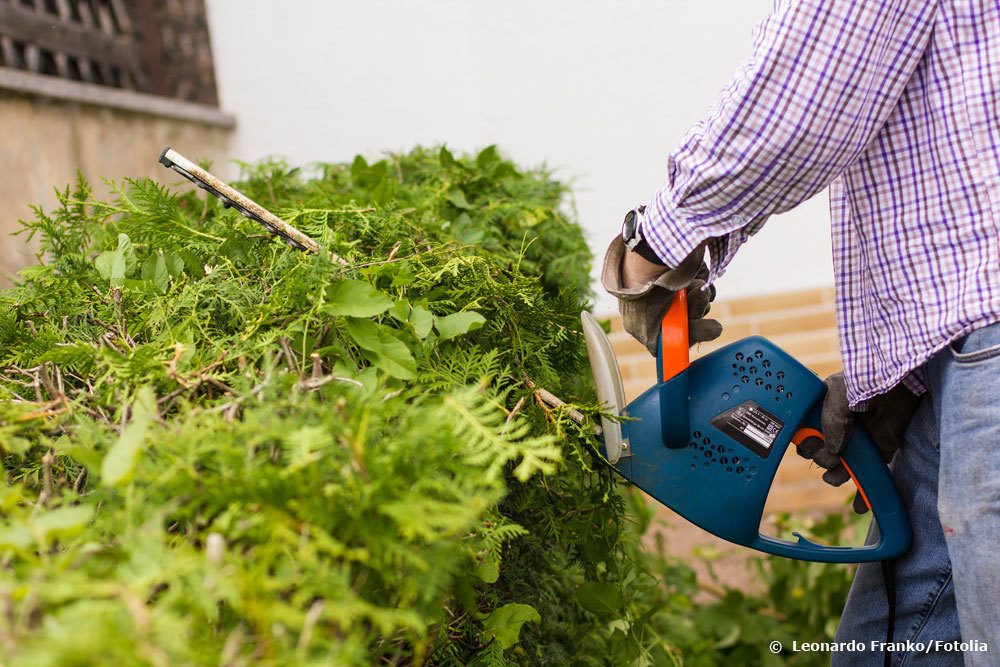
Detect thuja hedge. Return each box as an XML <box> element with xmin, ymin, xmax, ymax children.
<box><xmin>0</xmin><ymin>146</ymin><xmax>854</xmax><ymax>666</ymax></box>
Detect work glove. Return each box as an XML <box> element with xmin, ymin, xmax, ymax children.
<box><xmin>601</xmin><ymin>235</ymin><xmax>722</xmax><ymax>355</ymax></box>
<box><xmin>796</xmin><ymin>373</ymin><xmax>921</xmax><ymax>513</ymax></box>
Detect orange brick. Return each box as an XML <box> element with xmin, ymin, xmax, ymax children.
<box><xmin>807</xmin><ymin>360</ymin><xmax>844</xmax><ymax>377</ymax></box>
<box><xmin>726</xmin><ymin>288</ymin><xmax>827</xmax><ymax>316</ymax></box>
<box><xmin>767</xmin><ymin>330</ymin><xmax>837</xmax><ymax>358</ymax></box>
<box><xmin>623</xmin><ymin>380</ymin><xmax>650</xmax><ymax>402</ymax></box>
<box><xmin>764</xmin><ymin>481</ymin><xmax>854</xmax><ymax>514</ymax></box>
<box><xmin>701</xmin><ymin>319</ymin><xmax>754</xmax><ymax>346</ymax></box>
<box><xmin>609</xmin><ymin>333</ymin><xmax>649</xmax><ymax>358</ymax></box>
<box><xmin>756</xmin><ymin>309</ymin><xmax>837</xmax><ymax>336</ymax></box>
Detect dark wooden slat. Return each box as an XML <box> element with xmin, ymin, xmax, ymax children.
<box><xmin>0</xmin><ymin>68</ymin><xmax>237</xmax><ymax>128</ymax></box>
<box><xmin>0</xmin><ymin>2</ymin><xmax>141</xmax><ymax>76</ymax></box>
<box><xmin>73</xmin><ymin>0</ymin><xmax>98</xmax><ymax>83</ymax></box>
<box><xmin>108</xmin><ymin>0</ymin><xmax>130</xmax><ymax>33</ymax></box>
<box><xmin>134</xmin><ymin>0</ymin><xmax>164</xmax><ymax>96</ymax></box>
<box><xmin>52</xmin><ymin>0</ymin><xmax>72</xmax><ymax>78</ymax></box>
<box><xmin>75</xmin><ymin>0</ymin><xmax>95</xmax><ymax>27</ymax></box>
<box><xmin>0</xmin><ymin>36</ymin><xmax>18</xmax><ymax>69</ymax></box>
<box><xmin>23</xmin><ymin>44</ymin><xmax>40</xmax><ymax>72</ymax></box>
<box><xmin>75</xmin><ymin>55</ymin><xmax>95</xmax><ymax>82</ymax></box>
<box><xmin>94</xmin><ymin>0</ymin><xmax>115</xmax><ymax>36</ymax></box>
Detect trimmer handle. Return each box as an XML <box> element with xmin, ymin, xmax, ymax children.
<box><xmin>654</xmin><ymin>292</ymin><xmax>692</xmax><ymax>448</ymax></box>
<box><xmin>750</xmin><ymin>405</ymin><xmax>912</xmax><ymax>562</ymax></box>
<box><xmin>656</xmin><ymin>290</ymin><xmax>690</xmax><ymax>381</ymax></box>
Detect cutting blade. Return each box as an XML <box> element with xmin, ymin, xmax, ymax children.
<box><xmin>580</xmin><ymin>311</ymin><xmax>629</xmax><ymax>463</ymax></box>
<box><xmin>158</xmin><ymin>147</ymin><xmax>326</xmax><ymax>256</ymax></box>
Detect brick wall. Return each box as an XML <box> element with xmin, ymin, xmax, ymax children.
<box><xmin>606</xmin><ymin>286</ymin><xmax>854</xmax><ymax>514</ymax></box>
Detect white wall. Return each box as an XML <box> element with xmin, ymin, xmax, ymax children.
<box><xmin>206</xmin><ymin>0</ymin><xmax>834</xmax><ymax>313</ymax></box>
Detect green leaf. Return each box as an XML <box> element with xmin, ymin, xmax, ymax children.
<box><xmin>475</xmin><ymin>559</ymin><xmax>500</xmax><ymax>584</ymax></box>
<box><xmin>141</xmin><ymin>253</ymin><xmax>170</xmax><ymax>294</ymax></box>
<box><xmin>409</xmin><ymin>305</ymin><xmax>433</xmax><ymax>339</ymax></box>
<box><xmin>33</xmin><ymin>505</ymin><xmax>94</xmax><ymax>543</ymax></box>
<box><xmin>345</xmin><ymin>319</ymin><xmax>416</xmax><ymax>380</ymax></box>
<box><xmin>481</xmin><ymin>603</ymin><xmax>540</xmax><ymax>649</ymax></box>
<box><xmin>476</xmin><ymin>145</ymin><xmax>500</xmax><ymax>170</ymax></box>
<box><xmin>94</xmin><ymin>234</ymin><xmax>135</xmax><ymax>287</ymax></box>
<box><xmin>101</xmin><ymin>386</ymin><xmax>157</xmax><ymax>487</ymax></box>
<box><xmin>450</xmin><ymin>212</ymin><xmax>485</xmax><ymax>244</ymax></box>
<box><xmin>714</xmin><ymin>623</ymin><xmax>741</xmax><ymax>649</ymax></box>
<box><xmin>325</xmin><ymin>280</ymin><xmax>393</xmax><ymax>318</ymax></box>
<box><xmin>576</xmin><ymin>582</ymin><xmax>624</xmax><ymax>614</ymax></box>
<box><xmin>434</xmin><ymin>311</ymin><xmax>486</xmax><ymax>340</ymax></box>
<box><xmin>163</xmin><ymin>252</ymin><xmax>185</xmax><ymax>279</ymax></box>
<box><xmin>447</xmin><ymin>188</ymin><xmax>473</xmax><ymax>210</ymax></box>
<box><xmin>439</xmin><ymin>145</ymin><xmax>458</xmax><ymax>169</ymax></box>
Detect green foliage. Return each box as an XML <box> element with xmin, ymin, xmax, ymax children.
<box><xmin>0</xmin><ymin>145</ymin><xmax>855</xmax><ymax>666</ymax></box>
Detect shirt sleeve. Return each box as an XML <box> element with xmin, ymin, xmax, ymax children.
<box><xmin>642</xmin><ymin>0</ymin><xmax>938</xmax><ymax>279</ymax></box>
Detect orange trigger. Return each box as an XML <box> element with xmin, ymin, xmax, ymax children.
<box><xmin>791</xmin><ymin>427</ymin><xmax>872</xmax><ymax>513</ymax></box>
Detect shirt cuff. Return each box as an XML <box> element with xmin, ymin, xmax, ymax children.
<box><xmin>640</xmin><ymin>188</ymin><xmax>753</xmax><ymax>284</ymax></box>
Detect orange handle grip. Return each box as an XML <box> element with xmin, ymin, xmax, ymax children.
<box><xmin>658</xmin><ymin>290</ymin><xmax>690</xmax><ymax>383</ymax></box>
<box><xmin>791</xmin><ymin>428</ymin><xmax>872</xmax><ymax>512</ymax></box>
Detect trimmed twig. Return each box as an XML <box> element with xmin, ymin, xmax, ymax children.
<box><xmin>501</xmin><ymin>396</ymin><xmax>526</xmax><ymax>435</ymax></box>
<box><xmin>279</xmin><ymin>337</ymin><xmax>299</xmax><ymax>374</ymax></box>
<box><xmin>72</xmin><ymin>468</ymin><xmax>88</xmax><ymax>495</ymax></box>
<box><xmin>523</xmin><ymin>376</ymin><xmax>601</xmax><ymax>436</ymax></box>
<box><xmin>296</xmin><ymin>600</ymin><xmax>325</xmax><ymax>654</ymax></box>
<box><xmin>298</xmin><ymin>375</ymin><xmax>364</xmax><ymax>391</ymax></box>
<box><xmin>39</xmin><ymin>450</ymin><xmax>55</xmax><ymax>507</ymax></box>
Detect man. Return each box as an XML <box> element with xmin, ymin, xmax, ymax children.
<box><xmin>603</xmin><ymin>1</ymin><xmax>1000</xmax><ymax>665</ymax></box>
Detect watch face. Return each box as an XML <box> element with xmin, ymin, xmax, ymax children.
<box><xmin>622</xmin><ymin>210</ymin><xmax>638</xmax><ymax>240</ymax></box>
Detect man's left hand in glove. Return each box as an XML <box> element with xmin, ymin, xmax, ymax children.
<box><xmin>602</xmin><ymin>207</ymin><xmax>723</xmax><ymax>355</ymax></box>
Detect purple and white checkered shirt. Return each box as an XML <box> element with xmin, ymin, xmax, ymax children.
<box><xmin>641</xmin><ymin>0</ymin><xmax>1000</xmax><ymax>407</ymax></box>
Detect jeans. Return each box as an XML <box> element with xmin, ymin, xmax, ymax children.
<box><xmin>833</xmin><ymin>320</ymin><xmax>1000</xmax><ymax>667</ymax></box>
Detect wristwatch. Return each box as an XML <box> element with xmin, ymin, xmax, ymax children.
<box><xmin>621</xmin><ymin>207</ymin><xmax>667</xmax><ymax>266</ymax></box>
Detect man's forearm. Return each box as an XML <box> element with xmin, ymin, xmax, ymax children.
<box><xmin>640</xmin><ymin>0</ymin><xmax>936</xmax><ymax>281</ymax></box>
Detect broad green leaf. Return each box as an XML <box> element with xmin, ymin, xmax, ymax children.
<box><xmin>714</xmin><ymin>624</ymin><xmax>742</xmax><ymax>649</ymax></box>
<box><xmin>0</xmin><ymin>523</ymin><xmax>32</xmax><ymax>549</ymax></box>
<box><xmin>163</xmin><ymin>252</ymin><xmax>185</xmax><ymax>279</ymax></box>
<box><xmin>141</xmin><ymin>253</ymin><xmax>170</xmax><ymax>294</ymax></box>
<box><xmin>388</xmin><ymin>300</ymin><xmax>410</xmax><ymax>323</ymax></box>
<box><xmin>33</xmin><ymin>505</ymin><xmax>94</xmax><ymax>543</ymax></box>
<box><xmin>447</xmin><ymin>188</ymin><xmax>473</xmax><ymax>210</ymax></box>
<box><xmin>95</xmin><ymin>248</ymin><xmax>126</xmax><ymax>287</ymax></box>
<box><xmin>0</xmin><ymin>433</ymin><xmax>31</xmax><ymax>457</ymax></box>
<box><xmin>94</xmin><ymin>233</ymin><xmax>136</xmax><ymax>287</ymax></box>
<box><xmin>439</xmin><ymin>145</ymin><xmax>458</xmax><ymax>169</ymax></box>
<box><xmin>345</xmin><ymin>319</ymin><xmax>416</xmax><ymax>380</ymax></box>
<box><xmin>576</xmin><ymin>581</ymin><xmax>624</xmax><ymax>614</ymax></box>
<box><xmin>325</xmin><ymin>280</ymin><xmax>393</xmax><ymax>318</ymax></box>
<box><xmin>409</xmin><ymin>305</ymin><xmax>433</xmax><ymax>339</ymax></box>
<box><xmin>481</xmin><ymin>603</ymin><xmax>540</xmax><ymax>649</ymax></box>
<box><xmin>475</xmin><ymin>559</ymin><xmax>500</xmax><ymax>584</ymax></box>
<box><xmin>450</xmin><ymin>212</ymin><xmax>485</xmax><ymax>244</ymax></box>
<box><xmin>101</xmin><ymin>386</ymin><xmax>158</xmax><ymax>486</ymax></box>
<box><xmin>476</xmin><ymin>145</ymin><xmax>500</xmax><ymax>170</ymax></box>
<box><xmin>435</xmin><ymin>311</ymin><xmax>486</xmax><ymax>340</ymax></box>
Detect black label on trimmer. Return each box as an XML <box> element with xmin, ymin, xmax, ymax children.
<box><xmin>710</xmin><ymin>400</ymin><xmax>784</xmax><ymax>459</ymax></box>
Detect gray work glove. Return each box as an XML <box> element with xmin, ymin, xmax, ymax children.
<box><xmin>796</xmin><ymin>372</ymin><xmax>921</xmax><ymax>513</ymax></box>
<box><xmin>601</xmin><ymin>235</ymin><xmax>723</xmax><ymax>355</ymax></box>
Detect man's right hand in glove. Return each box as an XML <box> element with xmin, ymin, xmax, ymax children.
<box><xmin>796</xmin><ymin>372</ymin><xmax>921</xmax><ymax>513</ymax></box>
<box><xmin>602</xmin><ymin>207</ymin><xmax>723</xmax><ymax>355</ymax></box>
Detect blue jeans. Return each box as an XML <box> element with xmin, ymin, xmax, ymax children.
<box><xmin>834</xmin><ymin>321</ymin><xmax>1000</xmax><ymax>667</ymax></box>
